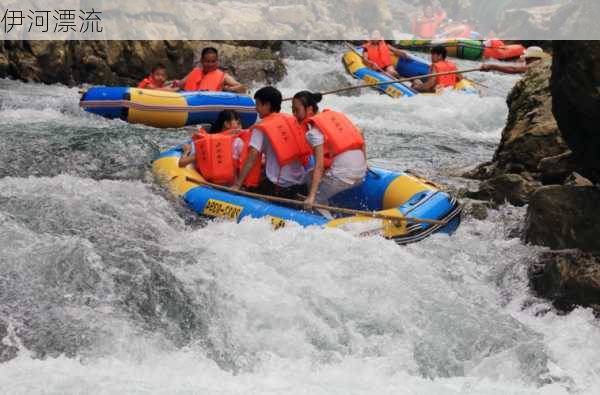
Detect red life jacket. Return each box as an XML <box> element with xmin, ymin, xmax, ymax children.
<box><xmin>306</xmin><ymin>110</ymin><xmax>364</xmax><ymax>169</ymax></box>
<box><xmin>235</xmin><ymin>130</ymin><xmax>262</xmax><ymax>188</ymax></box>
<box><xmin>412</xmin><ymin>17</ymin><xmax>439</xmax><ymax>38</ymax></box>
<box><xmin>252</xmin><ymin>113</ymin><xmax>312</xmax><ymax>167</ymax></box>
<box><xmin>138</xmin><ymin>75</ymin><xmax>163</xmax><ymax>89</ymax></box>
<box><xmin>432</xmin><ymin>60</ymin><xmax>458</xmax><ymax>87</ymax></box>
<box><xmin>193</xmin><ymin>129</ymin><xmax>262</xmax><ymax>187</ymax></box>
<box><xmin>183</xmin><ymin>67</ymin><xmax>225</xmax><ymax>91</ymax></box>
<box><xmin>362</xmin><ymin>41</ymin><xmax>393</xmax><ymax>69</ymax></box>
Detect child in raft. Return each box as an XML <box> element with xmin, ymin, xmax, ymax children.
<box><xmin>138</xmin><ymin>64</ymin><xmax>179</xmax><ymax>91</ymax></box>
<box><xmin>291</xmin><ymin>91</ymin><xmax>367</xmax><ymax>208</ymax></box>
<box><xmin>179</xmin><ymin>109</ymin><xmax>243</xmax><ymax>168</ymax></box>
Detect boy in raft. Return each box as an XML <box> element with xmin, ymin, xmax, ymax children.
<box><xmin>362</xmin><ymin>30</ymin><xmax>408</xmax><ymax>78</ymax></box>
<box><xmin>412</xmin><ymin>45</ymin><xmax>462</xmax><ymax>92</ymax></box>
<box><xmin>232</xmin><ymin>86</ymin><xmax>309</xmax><ymax>199</ymax></box>
<box><xmin>138</xmin><ymin>64</ymin><xmax>179</xmax><ymax>91</ymax></box>
<box><xmin>178</xmin><ymin>47</ymin><xmax>247</xmax><ymax>94</ymax></box>
<box><xmin>179</xmin><ymin>109</ymin><xmax>243</xmax><ymax>168</ymax></box>
<box><xmin>292</xmin><ymin>91</ymin><xmax>367</xmax><ymax>208</ymax></box>
<box><xmin>480</xmin><ymin>46</ymin><xmax>546</xmax><ymax>74</ymax></box>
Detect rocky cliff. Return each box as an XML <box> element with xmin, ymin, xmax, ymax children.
<box><xmin>0</xmin><ymin>40</ymin><xmax>285</xmax><ymax>87</ymax></box>
<box><xmin>465</xmin><ymin>41</ymin><xmax>600</xmax><ymax>314</ymax></box>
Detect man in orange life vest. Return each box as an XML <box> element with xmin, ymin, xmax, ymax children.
<box><xmin>362</xmin><ymin>30</ymin><xmax>408</xmax><ymax>78</ymax></box>
<box><xmin>138</xmin><ymin>64</ymin><xmax>179</xmax><ymax>91</ymax></box>
<box><xmin>232</xmin><ymin>86</ymin><xmax>310</xmax><ymax>199</ymax></box>
<box><xmin>412</xmin><ymin>45</ymin><xmax>462</xmax><ymax>92</ymax></box>
<box><xmin>412</xmin><ymin>2</ymin><xmax>442</xmax><ymax>39</ymax></box>
<box><xmin>178</xmin><ymin>47</ymin><xmax>247</xmax><ymax>93</ymax></box>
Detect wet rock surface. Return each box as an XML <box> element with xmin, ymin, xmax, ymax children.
<box><xmin>530</xmin><ymin>251</ymin><xmax>600</xmax><ymax>314</ymax></box>
<box><xmin>524</xmin><ymin>186</ymin><xmax>600</xmax><ymax>253</ymax></box>
<box><xmin>0</xmin><ymin>40</ymin><xmax>285</xmax><ymax>87</ymax></box>
<box><xmin>551</xmin><ymin>40</ymin><xmax>600</xmax><ymax>184</ymax></box>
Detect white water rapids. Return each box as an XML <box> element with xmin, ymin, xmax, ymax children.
<box><xmin>0</xmin><ymin>43</ymin><xmax>599</xmax><ymax>394</ymax></box>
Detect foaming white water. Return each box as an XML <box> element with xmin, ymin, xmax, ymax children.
<box><xmin>1</xmin><ymin>209</ymin><xmax>594</xmax><ymax>394</ymax></box>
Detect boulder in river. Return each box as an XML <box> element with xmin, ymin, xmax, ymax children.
<box><xmin>524</xmin><ymin>186</ymin><xmax>600</xmax><ymax>252</ymax></box>
<box><xmin>529</xmin><ymin>250</ymin><xmax>600</xmax><ymax>314</ymax></box>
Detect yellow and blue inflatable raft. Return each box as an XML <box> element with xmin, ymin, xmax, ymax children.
<box><xmin>80</xmin><ymin>87</ymin><xmax>257</xmax><ymax>129</ymax></box>
<box><xmin>342</xmin><ymin>48</ymin><xmax>477</xmax><ymax>98</ymax></box>
<box><xmin>153</xmin><ymin>145</ymin><xmax>462</xmax><ymax>245</ymax></box>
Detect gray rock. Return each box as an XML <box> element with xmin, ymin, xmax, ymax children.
<box><xmin>551</xmin><ymin>40</ymin><xmax>600</xmax><ymax>184</ymax></box>
<box><xmin>529</xmin><ymin>250</ymin><xmax>600</xmax><ymax>314</ymax></box>
<box><xmin>467</xmin><ymin>173</ymin><xmax>539</xmax><ymax>206</ymax></box>
<box><xmin>525</xmin><ymin>186</ymin><xmax>600</xmax><ymax>252</ymax></box>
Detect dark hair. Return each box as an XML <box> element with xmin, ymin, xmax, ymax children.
<box><xmin>431</xmin><ymin>45</ymin><xmax>447</xmax><ymax>59</ymax></box>
<box><xmin>201</xmin><ymin>47</ymin><xmax>219</xmax><ymax>60</ymax></box>
<box><xmin>254</xmin><ymin>86</ymin><xmax>282</xmax><ymax>113</ymax></box>
<box><xmin>151</xmin><ymin>64</ymin><xmax>167</xmax><ymax>73</ymax></box>
<box><xmin>293</xmin><ymin>91</ymin><xmax>322</xmax><ymax>113</ymax></box>
<box><xmin>210</xmin><ymin>109</ymin><xmax>241</xmax><ymax>133</ymax></box>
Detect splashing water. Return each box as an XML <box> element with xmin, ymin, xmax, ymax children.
<box><xmin>0</xmin><ymin>43</ymin><xmax>599</xmax><ymax>394</ymax></box>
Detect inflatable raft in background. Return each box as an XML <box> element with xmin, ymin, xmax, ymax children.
<box><xmin>152</xmin><ymin>145</ymin><xmax>462</xmax><ymax>245</ymax></box>
<box><xmin>396</xmin><ymin>39</ymin><xmax>525</xmax><ymax>61</ymax></box>
<box><xmin>342</xmin><ymin>48</ymin><xmax>477</xmax><ymax>98</ymax></box>
<box><xmin>80</xmin><ymin>87</ymin><xmax>258</xmax><ymax>129</ymax></box>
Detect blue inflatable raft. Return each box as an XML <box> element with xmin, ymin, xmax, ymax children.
<box><xmin>80</xmin><ymin>87</ymin><xmax>257</xmax><ymax>129</ymax></box>
<box><xmin>152</xmin><ymin>145</ymin><xmax>462</xmax><ymax>245</ymax></box>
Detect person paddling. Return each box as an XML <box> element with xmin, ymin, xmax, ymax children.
<box><xmin>412</xmin><ymin>45</ymin><xmax>462</xmax><ymax>92</ymax></box>
<box><xmin>178</xmin><ymin>47</ymin><xmax>247</xmax><ymax>93</ymax></box>
<box><xmin>232</xmin><ymin>87</ymin><xmax>309</xmax><ymax>198</ymax></box>
<box><xmin>138</xmin><ymin>64</ymin><xmax>179</xmax><ymax>91</ymax></box>
<box><xmin>361</xmin><ymin>31</ymin><xmax>408</xmax><ymax>78</ymax></box>
<box><xmin>480</xmin><ymin>46</ymin><xmax>546</xmax><ymax>74</ymax></box>
<box><xmin>292</xmin><ymin>91</ymin><xmax>367</xmax><ymax>208</ymax></box>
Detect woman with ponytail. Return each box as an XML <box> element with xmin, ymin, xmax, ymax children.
<box><xmin>292</xmin><ymin>91</ymin><xmax>367</xmax><ymax>208</ymax></box>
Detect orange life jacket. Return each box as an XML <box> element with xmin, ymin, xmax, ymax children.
<box><xmin>138</xmin><ymin>76</ymin><xmax>163</xmax><ymax>89</ymax></box>
<box><xmin>306</xmin><ymin>110</ymin><xmax>364</xmax><ymax>169</ymax></box>
<box><xmin>235</xmin><ymin>130</ymin><xmax>262</xmax><ymax>188</ymax></box>
<box><xmin>484</xmin><ymin>39</ymin><xmax>505</xmax><ymax>48</ymax></box>
<box><xmin>362</xmin><ymin>41</ymin><xmax>393</xmax><ymax>69</ymax></box>
<box><xmin>432</xmin><ymin>60</ymin><xmax>458</xmax><ymax>87</ymax></box>
<box><xmin>412</xmin><ymin>17</ymin><xmax>439</xmax><ymax>38</ymax></box>
<box><xmin>183</xmin><ymin>67</ymin><xmax>225</xmax><ymax>91</ymax></box>
<box><xmin>193</xmin><ymin>129</ymin><xmax>262</xmax><ymax>187</ymax></box>
<box><xmin>252</xmin><ymin>113</ymin><xmax>312</xmax><ymax>167</ymax></box>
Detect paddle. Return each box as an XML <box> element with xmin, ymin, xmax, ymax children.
<box><xmin>283</xmin><ymin>67</ymin><xmax>483</xmax><ymax>101</ymax></box>
<box><xmin>184</xmin><ymin>176</ymin><xmax>446</xmax><ymax>226</ymax></box>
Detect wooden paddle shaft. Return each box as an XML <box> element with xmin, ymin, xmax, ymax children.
<box><xmin>185</xmin><ymin>176</ymin><xmax>446</xmax><ymax>225</ymax></box>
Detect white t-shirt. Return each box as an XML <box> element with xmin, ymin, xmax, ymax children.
<box><xmin>305</xmin><ymin>125</ymin><xmax>367</xmax><ymax>184</ymax></box>
<box><xmin>249</xmin><ymin>128</ymin><xmax>306</xmax><ymax>187</ymax></box>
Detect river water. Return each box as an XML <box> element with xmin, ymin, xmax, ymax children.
<box><xmin>0</xmin><ymin>43</ymin><xmax>598</xmax><ymax>394</ymax></box>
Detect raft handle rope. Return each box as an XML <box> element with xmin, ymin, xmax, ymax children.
<box><xmin>185</xmin><ymin>176</ymin><xmax>446</xmax><ymax>226</ymax></box>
